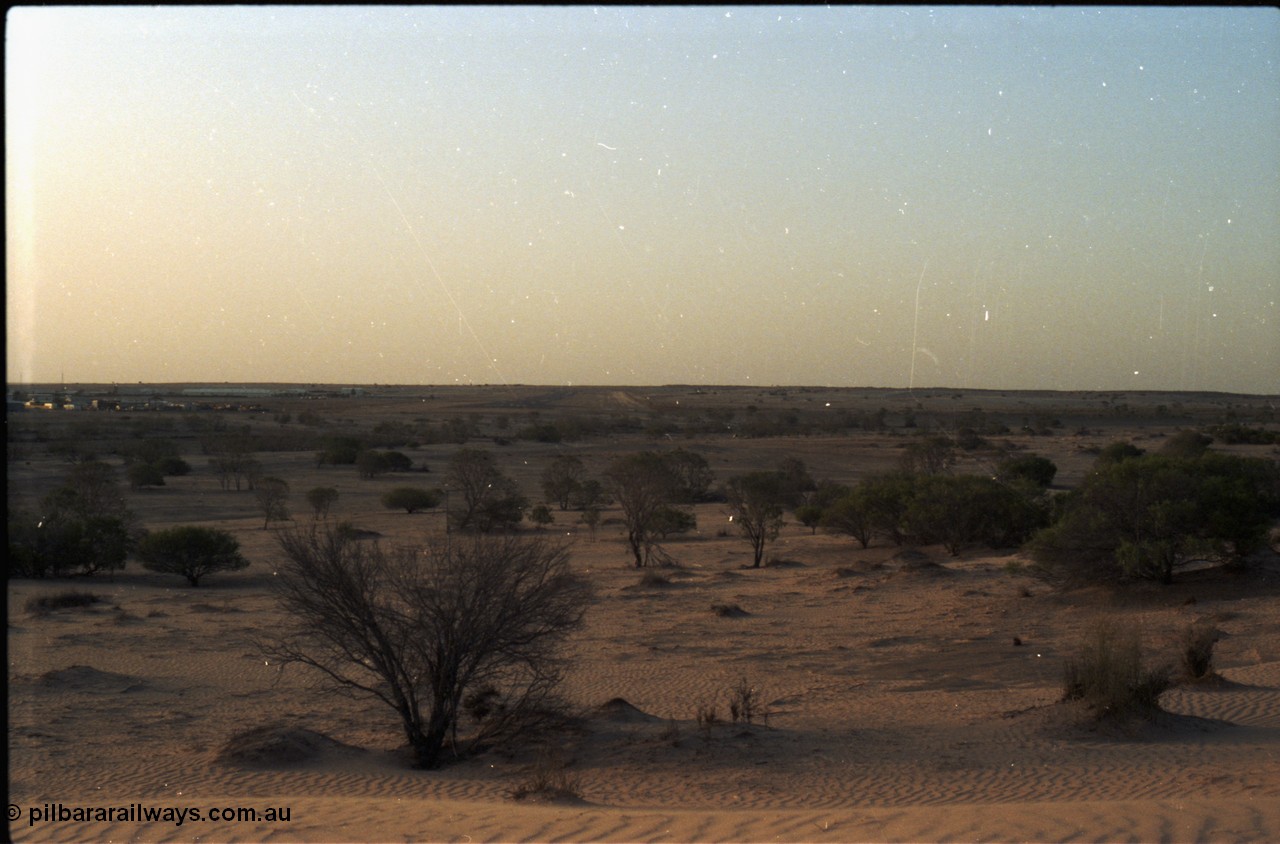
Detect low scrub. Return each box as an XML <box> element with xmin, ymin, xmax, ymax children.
<box><xmin>509</xmin><ymin>749</ymin><xmax>582</xmax><ymax>802</ymax></box>
<box><xmin>727</xmin><ymin>676</ymin><xmax>768</xmax><ymax>725</ymax></box>
<box><xmin>1179</xmin><ymin>622</ymin><xmax>1221</xmax><ymax>683</ymax></box>
<box><xmin>25</xmin><ymin>590</ymin><xmax>104</xmax><ymax>615</ymax></box>
<box><xmin>638</xmin><ymin>571</ymin><xmax>671</xmax><ymax>588</ymax></box>
<box><xmin>1062</xmin><ymin>620</ymin><xmax>1171</xmax><ymax>721</ymax></box>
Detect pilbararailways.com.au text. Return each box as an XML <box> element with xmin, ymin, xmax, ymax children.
<box><xmin>15</xmin><ymin>802</ymin><xmax>292</xmax><ymax>827</ymax></box>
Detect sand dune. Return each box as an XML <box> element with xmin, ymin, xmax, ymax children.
<box><xmin>10</xmin><ymin>540</ymin><xmax>1280</xmax><ymax>842</ymax></box>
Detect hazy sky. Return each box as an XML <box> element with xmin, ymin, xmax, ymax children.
<box><xmin>7</xmin><ymin>6</ymin><xmax>1279</xmax><ymax>391</ymax></box>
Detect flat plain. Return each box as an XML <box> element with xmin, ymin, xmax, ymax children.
<box><xmin>8</xmin><ymin>385</ymin><xmax>1280</xmax><ymax>842</ymax></box>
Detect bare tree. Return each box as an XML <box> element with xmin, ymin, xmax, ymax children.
<box><xmin>209</xmin><ymin>452</ymin><xmax>263</xmax><ymax>491</ymax></box>
<box><xmin>898</xmin><ymin>436</ymin><xmax>956</xmax><ymax>476</ymax></box>
<box><xmin>541</xmin><ymin>454</ymin><xmax>586</xmax><ymax>511</ymax></box>
<box><xmin>254</xmin><ymin>476</ymin><xmax>291</xmax><ymax>529</ymax></box>
<box><xmin>264</xmin><ymin>526</ymin><xmax>591</xmax><ymax>769</ymax></box>
<box><xmin>447</xmin><ymin>448</ymin><xmax>527</xmax><ymax>532</ymax></box>
<box><xmin>305</xmin><ymin>486</ymin><xmax>339</xmax><ymax>521</ymax></box>
<box><xmin>725</xmin><ymin>471</ymin><xmax>787</xmax><ymax>567</ymax></box>
<box><xmin>605</xmin><ymin>451</ymin><xmax>691</xmax><ymax>567</ymax></box>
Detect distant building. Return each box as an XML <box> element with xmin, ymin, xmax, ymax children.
<box><xmin>181</xmin><ymin>388</ymin><xmax>274</xmax><ymax>398</ymax></box>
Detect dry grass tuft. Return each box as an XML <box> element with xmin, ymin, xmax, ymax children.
<box><xmin>1062</xmin><ymin>619</ymin><xmax>1171</xmax><ymax>722</ymax></box>
<box><xmin>510</xmin><ymin>749</ymin><xmax>583</xmax><ymax>802</ymax></box>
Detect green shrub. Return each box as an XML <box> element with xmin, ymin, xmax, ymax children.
<box><xmin>381</xmin><ymin>451</ymin><xmax>414</xmax><ymax>472</ymax></box>
<box><xmin>821</xmin><ymin>490</ymin><xmax>875</xmax><ymax>549</ymax></box>
<box><xmin>9</xmin><ymin>504</ymin><xmax>134</xmax><ymax>579</ymax></box>
<box><xmin>1158</xmin><ymin>430</ymin><xmax>1213</xmax><ymax>459</ymax></box>
<box><xmin>356</xmin><ymin>449</ymin><xmax>390</xmax><ymax>479</ymax></box>
<box><xmin>127</xmin><ymin>462</ymin><xmax>166</xmax><ymax>490</ymax></box>
<box><xmin>316</xmin><ymin>435</ymin><xmax>363</xmax><ymax>466</ymax></box>
<box><xmin>997</xmin><ymin>455</ymin><xmax>1058</xmax><ymax>489</ymax></box>
<box><xmin>651</xmin><ymin>505</ymin><xmax>696</xmax><ymax>538</ymax></box>
<box><xmin>305</xmin><ymin>486</ymin><xmax>339</xmax><ymax>521</ymax></box>
<box><xmin>136</xmin><ymin>526</ymin><xmax>249</xmax><ymax>586</ymax></box>
<box><xmin>794</xmin><ymin>503</ymin><xmax>825</xmax><ymax>535</ymax></box>
<box><xmin>528</xmin><ymin>504</ymin><xmax>554</xmax><ymax>529</ymax></box>
<box><xmin>155</xmin><ymin>456</ymin><xmax>192</xmax><ymax>476</ymax></box>
<box><xmin>1030</xmin><ymin>453</ymin><xmax>1279</xmax><ymax>584</ymax></box>
<box><xmin>906</xmin><ymin>473</ymin><xmax>1048</xmax><ymax>555</ymax></box>
<box><xmin>1094</xmin><ymin>441</ymin><xmax>1144</xmax><ymax>468</ymax></box>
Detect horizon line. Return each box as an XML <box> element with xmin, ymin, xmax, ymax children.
<box><xmin>7</xmin><ymin>381</ymin><xmax>1278</xmax><ymax>399</ymax></box>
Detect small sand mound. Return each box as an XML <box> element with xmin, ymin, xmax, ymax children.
<box><xmin>215</xmin><ymin>724</ymin><xmax>362</xmax><ymax>768</ymax></box>
<box><xmin>833</xmin><ymin>561</ymin><xmax>882</xmax><ymax>578</ymax></box>
<box><xmin>595</xmin><ymin>697</ymin><xmax>660</xmax><ymax>724</ymax></box>
<box><xmin>188</xmin><ymin>602</ymin><xmax>242</xmax><ymax>614</ymax></box>
<box><xmin>1008</xmin><ymin>699</ymin><xmax>1232</xmax><ymax>741</ymax></box>
<box><xmin>887</xmin><ymin>549</ymin><xmax>952</xmax><ymax>577</ymax></box>
<box><xmin>627</xmin><ymin>571</ymin><xmax>674</xmax><ymax>589</ymax></box>
<box><xmin>39</xmin><ymin>665</ymin><xmax>146</xmax><ymax>693</ymax></box>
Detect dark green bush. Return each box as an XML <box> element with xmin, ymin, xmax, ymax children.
<box><xmin>1158</xmin><ymin>430</ymin><xmax>1213</xmax><ymax>459</ymax></box>
<box><xmin>127</xmin><ymin>462</ymin><xmax>166</xmax><ymax>490</ymax></box>
<box><xmin>997</xmin><ymin>455</ymin><xmax>1058</xmax><ymax>489</ymax></box>
<box><xmin>305</xmin><ymin>486</ymin><xmax>339</xmax><ymax>521</ymax></box>
<box><xmin>1094</xmin><ymin>440</ymin><xmax>1144</xmax><ymax>468</ymax></box>
<box><xmin>381</xmin><ymin>486</ymin><xmax>442</xmax><ymax>514</ymax></box>
<box><xmin>316</xmin><ymin>436</ymin><xmax>363</xmax><ymax>466</ymax></box>
<box><xmin>155</xmin><ymin>456</ymin><xmax>192</xmax><ymax>476</ymax></box>
<box><xmin>906</xmin><ymin>473</ymin><xmax>1048</xmax><ymax>555</ymax></box>
<box><xmin>136</xmin><ymin>526</ymin><xmax>249</xmax><ymax>586</ymax></box>
<box><xmin>1030</xmin><ymin>453</ymin><xmax>1279</xmax><ymax>584</ymax></box>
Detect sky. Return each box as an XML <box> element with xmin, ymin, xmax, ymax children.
<box><xmin>6</xmin><ymin>6</ymin><xmax>1279</xmax><ymax>392</ymax></box>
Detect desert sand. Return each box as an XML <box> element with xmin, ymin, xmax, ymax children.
<box><xmin>9</xmin><ymin>385</ymin><xmax>1280</xmax><ymax>842</ymax></box>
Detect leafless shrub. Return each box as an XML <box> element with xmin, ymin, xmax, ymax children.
<box><xmin>263</xmin><ymin>526</ymin><xmax>591</xmax><ymax>769</ymax></box>
<box><xmin>727</xmin><ymin>676</ymin><xmax>768</xmax><ymax>725</ymax></box>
